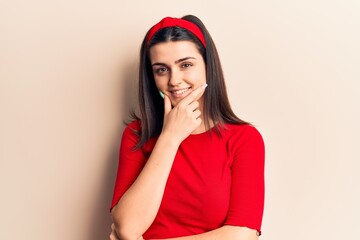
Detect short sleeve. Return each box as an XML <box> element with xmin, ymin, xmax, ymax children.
<box><xmin>225</xmin><ymin>125</ymin><xmax>265</xmax><ymax>235</ymax></box>
<box><xmin>110</xmin><ymin>121</ymin><xmax>146</xmax><ymax>211</ymax></box>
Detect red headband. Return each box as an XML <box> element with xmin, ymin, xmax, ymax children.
<box><xmin>146</xmin><ymin>17</ymin><xmax>206</xmax><ymax>47</ymax></box>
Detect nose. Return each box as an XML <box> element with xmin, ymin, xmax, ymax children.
<box><xmin>168</xmin><ymin>69</ymin><xmax>182</xmax><ymax>86</ymax></box>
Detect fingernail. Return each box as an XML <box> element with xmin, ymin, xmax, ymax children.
<box><xmin>159</xmin><ymin>91</ymin><xmax>165</xmax><ymax>99</ymax></box>
<box><xmin>202</xmin><ymin>83</ymin><xmax>208</xmax><ymax>89</ymax></box>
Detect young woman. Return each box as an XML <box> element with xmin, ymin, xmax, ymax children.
<box><xmin>110</xmin><ymin>15</ymin><xmax>265</xmax><ymax>240</ymax></box>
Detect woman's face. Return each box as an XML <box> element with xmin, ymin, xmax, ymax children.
<box><xmin>149</xmin><ymin>40</ymin><xmax>207</xmax><ymax>107</ymax></box>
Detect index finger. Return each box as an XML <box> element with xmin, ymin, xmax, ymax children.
<box><xmin>179</xmin><ymin>83</ymin><xmax>208</xmax><ymax>106</ymax></box>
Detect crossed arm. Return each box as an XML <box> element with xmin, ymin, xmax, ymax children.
<box><xmin>109</xmin><ymin>223</ymin><xmax>259</xmax><ymax>240</ymax></box>
<box><xmin>110</xmin><ymin>87</ymin><xmax>262</xmax><ymax>240</ymax></box>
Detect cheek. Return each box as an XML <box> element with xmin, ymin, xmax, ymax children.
<box><xmin>154</xmin><ymin>77</ymin><xmax>167</xmax><ymax>90</ymax></box>
<box><xmin>185</xmin><ymin>68</ymin><xmax>206</xmax><ymax>85</ymax></box>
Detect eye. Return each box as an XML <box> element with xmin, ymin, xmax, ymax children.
<box><xmin>181</xmin><ymin>63</ymin><xmax>193</xmax><ymax>68</ymax></box>
<box><xmin>154</xmin><ymin>67</ymin><xmax>168</xmax><ymax>75</ymax></box>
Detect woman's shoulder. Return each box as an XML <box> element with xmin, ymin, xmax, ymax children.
<box><xmin>222</xmin><ymin>123</ymin><xmax>262</xmax><ymax>135</ymax></box>
<box><xmin>123</xmin><ymin>120</ymin><xmax>157</xmax><ymax>153</ymax></box>
<box><xmin>221</xmin><ymin>123</ymin><xmax>265</xmax><ymax>161</ymax></box>
<box><xmin>221</xmin><ymin>123</ymin><xmax>264</xmax><ymax>145</ymax></box>
<box><xmin>126</xmin><ymin>120</ymin><xmax>141</xmax><ymax>131</ymax></box>
<box><xmin>121</xmin><ymin>120</ymin><xmax>141</xmax><ymax>141</ymax></box>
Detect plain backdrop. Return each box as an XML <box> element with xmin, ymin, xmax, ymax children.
<box><xmin>1</xmin><ymin>0</ymin><xmax>359</xmax><ymax>239</ymax></box>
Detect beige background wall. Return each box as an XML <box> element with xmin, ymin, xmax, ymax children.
<box><xmin>1</xmin><ymin>0</ymin><xmax>359</xmax><ymax>239</ymax></box>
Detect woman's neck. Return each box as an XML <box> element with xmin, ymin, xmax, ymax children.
<box><xmin>191</xmin><ymin>100</ymin><xmax>214</xmax><ymax>134</ymax></box>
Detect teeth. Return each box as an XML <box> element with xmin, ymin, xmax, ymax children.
<box><xmin>173</xmin><ymin>88</ymin><xmax>190</xmax><ymax>95</ymax></box>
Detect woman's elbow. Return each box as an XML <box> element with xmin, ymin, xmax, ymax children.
<box><xmin>223</xmin><ymin>225</ymin><xmax>259</xmax><ymax>240</ymax></box>
<box><xmin>114</xmin><ymin>225</ymin><xmax>139</xmax><ymax>240</ymax></box>
<box><xmin>111</xmin><ymin>221</ymin><xmax>140</xmax><ymax>240</ymax></box>
<box><xmin>111</xmin><ymin>206</ymin><xmax>141</xmax><ymax>240</ymax></box>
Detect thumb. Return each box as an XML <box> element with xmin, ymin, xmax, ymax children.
<box><xmin>163</xmin><ymin>94</ymin><xmax>172</xmax><ymax>116</ymax></box>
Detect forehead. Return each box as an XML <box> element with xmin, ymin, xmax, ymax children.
<box><xmin>149</xmin><ymin>40</ymin><xmax>201</xmax><ymax>63</ymax></box>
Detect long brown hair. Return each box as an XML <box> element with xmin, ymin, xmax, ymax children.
<box><xmin>133</xmin><ymin>15</ymin><xmax>248</xmax><ymax>148</ymax></box>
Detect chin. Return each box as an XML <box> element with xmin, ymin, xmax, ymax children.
<box><xmin>170</xmin><ymin>100</ymin><xmax>180</xmax><ymax>107</ymax></box>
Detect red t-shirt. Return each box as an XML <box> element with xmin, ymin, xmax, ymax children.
<box><xmin>111</xmin><ymin>121</ymin><xmax>265</xmax><ymax>239</ymax></box>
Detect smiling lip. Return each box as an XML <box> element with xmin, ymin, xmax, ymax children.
<box><xmin>170</xmin><ymin>87</ymin><xmax>191</xmax><ymax>97</ymax></box>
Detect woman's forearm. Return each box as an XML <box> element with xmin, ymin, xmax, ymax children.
<box><xmin>158</xmin><ymin>226</ymin><xmax>259</xmax><ymax>240</ymax></box>
<box><xmin>111</xmin><ymin>88</ymin><xmax>206</xmax><ymax>239</ymax></box>
<box><xmin>111</xmin><ymin>132</ymin><xmax>180</xmax><ymax>240</ymax></box>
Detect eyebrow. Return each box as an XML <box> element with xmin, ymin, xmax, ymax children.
<box><xmin>152</xmin><ymin>57</ymin><xmax>196</xmax><ymax>66</ymax></box>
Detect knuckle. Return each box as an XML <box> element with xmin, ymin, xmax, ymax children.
<box><xmin>178</xmin><ymin>104</ymin><xmax>185</xmax><ymax>110</ymax></box>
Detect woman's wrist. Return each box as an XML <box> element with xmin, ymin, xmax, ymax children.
<box><xmin>159</xmin><ymin>131</ymin><xmax>182</xmax><ymax>148</ymax></box>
